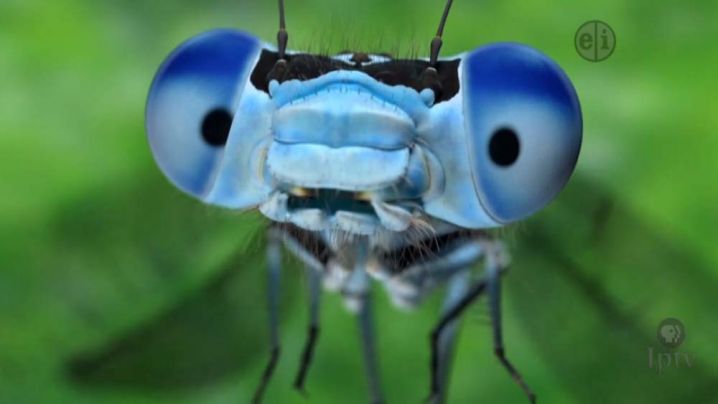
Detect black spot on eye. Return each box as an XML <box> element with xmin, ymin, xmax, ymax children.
<box><xmin>489</xmin><ymin>127</ymin><xmax>520</xmax><ymax>167</ymax></box>
<box><xmin>201</xmin><ymin>108</ymin><xmax>233</xmax><ymax>147</ymax></box>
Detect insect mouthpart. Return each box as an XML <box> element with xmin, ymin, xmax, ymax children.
<box><xmin>286</xmin><ymin>188</ymin><xmax>376</xmax><ymax>215</ymax></box>
<box><xmin>259</xmin><ymin>183</ymin><xmax>423</xmax><ymax>235</ymax></box>
<box><xmin>288</xmin><ymin>187</ymin><xmax>372</xmax><ymax>202</ymax></box>
<box><xmin>261</xmin><ymin>98</ymin><xmax>445</xmax><ymax>235</ymax></box>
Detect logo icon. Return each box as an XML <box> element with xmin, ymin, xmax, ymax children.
<box><xmin>575</xmin><ymin>20</ymin><xmax>616</xmax><ymax>62</ymax></box>
<box><xmin>657</xmin><ymin>318</ymin><xmax>685</xmax><ymax>348</ymax></box>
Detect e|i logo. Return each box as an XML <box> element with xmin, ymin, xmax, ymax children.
<box><xmin>575</xmin><ymin>20</ymin><xmax>616</xmax><ymax>62</ymax></box>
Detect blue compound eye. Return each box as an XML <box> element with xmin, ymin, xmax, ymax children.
<box><xmin>146</xmin><ymin>29</ymin><xmax>260</xmax><ymax>198</ymax></box>
<box><xmin>462</xmin><ymin>43</ymin><xmax>582</xmax><ymax>223</ymax></box>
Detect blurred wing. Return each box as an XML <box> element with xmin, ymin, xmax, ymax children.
<box><xmin>506</xmin><ymin>175</ymin><xmax>718</xmax><ymax>403</ymax></box>
<box><xmin>66</xmin><ymin>248</ymin><xmax>270</xmax><ymax>389</ymax></box>
<box><xmin>47</xmin><ymin>176</ymin><xmax>298</xmax><ymax>390</ymax></box>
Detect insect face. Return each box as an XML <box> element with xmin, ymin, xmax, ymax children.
<box><xmin>146</xmin><ymin>7</ymin><xmax>581</xmax><ymax>235</ymax></box>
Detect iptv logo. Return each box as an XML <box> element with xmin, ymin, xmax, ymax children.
<box><xmin>658</xmin><ymin>318</ymin><xmax>685</xmax><ymax>348</ymax></box>
<box><xmin>648</xmin><ymin>318</ymin><xmax>694</xmax><ymax>374</ymax></box>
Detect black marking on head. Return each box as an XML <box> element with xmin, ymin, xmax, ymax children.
<box><xmin>489</xmin><ymin>127</ymin><xmax>520</xmax><ymax>167</ymax></box>
<box><xmin>350</xmin><ymin>52</ymin><xmax>370</xmax><ymax>65</ymax></box>
<box><xmin>201</xmin><ymin>108</ymin><xmax>233</xmax><ymax>147</ymax></box>
<box><xmin>250</xmin><ymin>49</ymin><xmax>460</xmax><ymax>104</ymax></box>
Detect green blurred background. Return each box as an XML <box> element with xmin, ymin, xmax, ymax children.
<box><xmin>1</xmin><ymin>0</ymin><xmax>717</xmax><ymax>403</ymax></box>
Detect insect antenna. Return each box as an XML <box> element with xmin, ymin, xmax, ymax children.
<box><xmin>429</xmin><ymin>0</ymin><xmax>454</xmax><ymax>67</ymax></box>
<box><xmin>420</xmin><ymin>0</ymin><xmax>456</xmax><ymax>96</ymax></box>
<box><xmin>268</xmin><ymin>0</ymin><xmax>289</xmax><ymax>82</ymax></box>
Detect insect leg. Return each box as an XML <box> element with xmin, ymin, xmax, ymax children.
<box><xmin>356</xmin><ymin>284</ymin><xmax>384</xmax><ymax>404</ymax></box>
<box><xmin>252</xmin><ymin>230</ymin><xmax>283</xmax><ymax>404</ymax></box>
<box><xmin>345</xmin><ymin>240</ymin><xmax>385</xmax><ymax>404</ymax></box>
<box><xmin>388</xmin><ymin>239</ymin><xmax>484</xmax><ymax>308</ymax></box>
<box><xmin>486</xmin><ymin>245</ymin><xmax>536</xmax><ymax>403</ymax></box>
<box><xmin>273</xmin><ymin>224</ymin><xmax>330</xmax><ymax>393</ymax></box>
<box><xmin>428</xmin><ymin>277</ymin><xmax>488</xmax><ymax>403</ymax></box>
<box><xmin>434</xmin><ymin>271</ymin><xmax>471</xmax><ymax>404</ymax></box>
<box><xmin>293</xmin><ymin>263</ymin><xmax>322</xmax><ymax>393</ymax></box>
<box><xmin>383</xmin><ymin>236</ymin><xmax>484</xmax><ymax>402</ymax></box>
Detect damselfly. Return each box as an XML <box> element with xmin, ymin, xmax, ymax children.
<box><xmin>145</xmin><ymin>0</ymin><xmax>582</xmax><ymax>402</ymax></box>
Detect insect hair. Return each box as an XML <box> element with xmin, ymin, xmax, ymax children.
<box><xmin>294</xmin><ymin>21</ymin><xmax>424</xmax><ymax>61</ymax></box>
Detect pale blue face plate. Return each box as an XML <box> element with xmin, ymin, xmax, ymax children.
<box><xmin>146</xmin><ymin>29</ymin><xmax>582</xmax><ymax>232</ymax></box>
<box><xmin>271</xmin><ymin>73</ymin><xmax>425</xmax><ymax>150</ymax></box>
<box><xmin>267</xmin><ymin>70</ymin><xmax>431</xmax><ymax>193</ymax></box>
